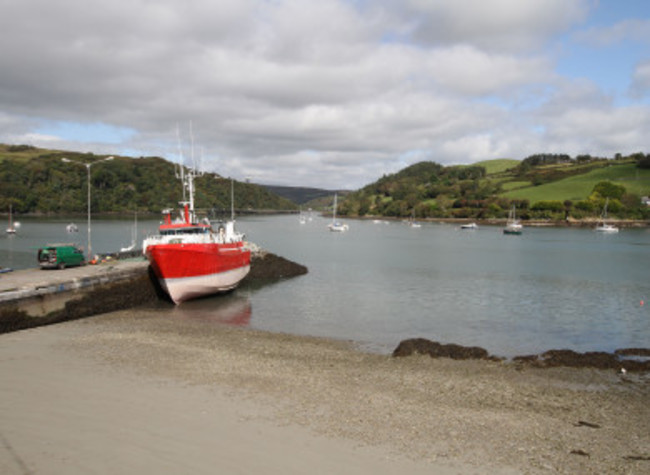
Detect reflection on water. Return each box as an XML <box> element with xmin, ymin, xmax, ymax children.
<box><xmin>170</xmin><ymin>294</ymin><xmax>252</xmax><ymax>327</ymax></box>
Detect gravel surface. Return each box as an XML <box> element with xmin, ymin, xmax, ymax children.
<box><xmin>61</xmin><ymin>309</ymin><xmax>650</xmax><ymax>474</ymax></box>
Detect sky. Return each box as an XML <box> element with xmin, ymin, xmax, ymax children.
<box><xmin>0</xmin><ymin>0</ymin><xmax>649</xmax><ymax>190</ymax></box>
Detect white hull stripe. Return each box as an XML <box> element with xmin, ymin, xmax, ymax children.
<box><xmin>160</xmin><ymin>265</ymin><xmax>250</xmax><ymax>304</ymax></box>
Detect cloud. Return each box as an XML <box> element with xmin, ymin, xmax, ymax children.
<box><xmin>423</xmin><ymin>45</ymin><xmax>555</xmax><ymax>96</ymax></box>
<box><xmin>534</xmin><ymin>78</ymin><xmax>650</xmax><ymax>156</ymax></box>
<box><xmin>630</xmin><ymin>60</ymin><xmax>650</xmax><ymax>98</ymax></box>
<box><xmin>574</xmin><ymin>18</ymin><xmax>650</xmax><ymax>47</ymax></box>
<box><xmin>0</xmin><ymin>0</ymin><xmax>647</xmax><ymax>189</ymax></box>
<box><xmin>384</xmin><ymin>0</ymin><xmax>592</xmax><ymax>52</ymax></box>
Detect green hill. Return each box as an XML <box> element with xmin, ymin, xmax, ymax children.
<box><xmin>503</xmin><ymin>162</ymin><xmax>650</xmax><ymax>202</ymax></box>
<box><xmin>338</xmin><ymin>155</ymin><xmax>650</xmax><ymax>221</ymax></box>
<box><xmin>260</xmin><ymin>184</ymin><xmax>344</xmax><ymax>205</ymax></box>
<box><xmin>3</xmin><ymin>144</ymin><xmax>649</xmax><ymax>221</ymax></box>
<box><xmin>0</xmin><ymin>145</ymin><xmax>297</xmax><ymax>215</ymax></box>
<box><xmin>474</xmin><ymin>158</ymin><xmax>519</xmax><ymax>174</ymax></box>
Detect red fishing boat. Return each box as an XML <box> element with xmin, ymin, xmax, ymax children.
<box><xmin>143</xmin><ymin>170</ymin><xmax>250</xmax><ymax>304</ymax></box>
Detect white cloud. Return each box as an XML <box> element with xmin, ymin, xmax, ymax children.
<box><xmin>574</xmin><ymin>18</ymin><xmax>650</xmax><ymax>47</ymax></box>
<box><xmin>423</xmin><ymin>46</ymin><xmax>555</xmax><ymax>96</ymax></box>
<box><xmin>386</xmin><ymin>0</ymin><xmax>592</xmax><ymax>52</ymax></box>
<box><xmin>0</xmin><ymin>0</ymin><xmax>647</xmax><ymax>189</ymax></box>
<box><xmin>630</xmin><ymin>60</ymin><xmax>650</xmax><ymax>98</ymax></box>
<box><xmin>544</xmin><ymin>105</ymin><xmax>650</xmax><ymax>154</ymax></box>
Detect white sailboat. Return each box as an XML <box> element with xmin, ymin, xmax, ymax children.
<box><xmin>6</xmin><ymin>204</ymin><xmax>19</xmax><ymax>234</ymax></box>
<box><xmin>328</xmin><ymin>193</ymin><xmax>349</xmax><ymax>232</ymax></box>
<box><xmin>120</xmin><ymin>211</ymin><xmax>139</xmax><ymax>252</ymax></box>
<box><xmin>503</xmin><ymin>205</ymin><xmax>523</xmax><ymax>235</ymax></box>
<box><xmin>595</xmin><ymin>198</ymin><xmax>619</xmax><ymax>233</ymax></box>
<box><xmin>408</xmin><ymin>210</ymin><xmax>421</xmax><ymax>228</ymax></box>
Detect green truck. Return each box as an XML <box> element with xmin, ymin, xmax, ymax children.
<box><xmin>38</xmin><ymin>244</ymin><xmax>85</xmax><ymax>269</ymax></box>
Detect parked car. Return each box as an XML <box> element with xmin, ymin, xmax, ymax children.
<box><xmin>38</xmin><ymin>244</ymin><xmax>85</xmax><ymax>269</ymax></box>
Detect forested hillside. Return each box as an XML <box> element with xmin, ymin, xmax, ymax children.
<box><xmin>338</xmin><ymin>153</ymin><xmax>650</xmax><ymax>221</ymax></box>
<box><xmin>261</xmin><ymin>184</ymin><xmax>339</xmax><ymax>205</ymax></box>
<box><xmin>0</xmin><ymin>145</ymin><xmax>297</xmax><ymax>214</ymax></box>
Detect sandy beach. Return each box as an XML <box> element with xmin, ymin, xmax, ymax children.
<box><xmin>1</xmin><ymin>309</ymin><xmax>648</xmax><ymax>474</ymax></box>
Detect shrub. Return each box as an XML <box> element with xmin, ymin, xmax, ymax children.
<box><xmin>592</xmin><ymin>181</ymin><xmax>626</xmax><ymax>200</ymax></box>
<box><xmin>531</xmin><ymin>200</ymin><xmax>565</xmax><ymax>212</ymax></box>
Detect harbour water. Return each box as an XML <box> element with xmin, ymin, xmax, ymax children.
<box><xmin>2</xmin><ymin>214</ymin><xmax>649</xmax><ymax>357</ymax></box>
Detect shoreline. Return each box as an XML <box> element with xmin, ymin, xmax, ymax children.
<box><xmin>5</xmin><ymin>212</ymin><xmax>649</xmax><ymax>228</ymax></box>
<box><xmin>350</xmin><ymin>215</ymin><xmax>650</xmax><ymax>228</ymax></box>
<box><xmin>2</xmin><ymin>310</ymin><xmax>648</xmax><ymax>474</ymax></box>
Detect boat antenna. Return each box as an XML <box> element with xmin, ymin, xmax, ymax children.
<box><xmin>175</xmin><ymin>123</ymin><xmax>186</xmax><ymax>202</ymax></box>
<box><xmin>231</xmin><ymin>178</ymin><xmax>235</xmax><ymax>221</ymax></box>
<box><xmin>190</xmin><ymin>120</ymin><xmax>196</xmax><ymax>170</ymax></box>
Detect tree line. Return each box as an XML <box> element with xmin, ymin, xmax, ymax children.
<box><xmin>0</xmin><ymin>150</ymin><xmax>297</xmax><ymax>215</ymax></box>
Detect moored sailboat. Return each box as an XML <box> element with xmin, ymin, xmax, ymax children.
<box><xmin>328</xmin><ymin>193</ymin><xmax>349</xmax><ymax>232</ymax></box>
<box><xmin>503</xmin><ymin>205</ymin><xmax>523</xmax><ymax>235</ymax></box>
<box><xmin>595</xmin><ymin>198</ymin><xmax>619</xmax><ymax>233</ymax></box>
<box><xmin>6</xmin><ymin>204</ymin><xmax>19</xmax><ymax>234</ymax></box>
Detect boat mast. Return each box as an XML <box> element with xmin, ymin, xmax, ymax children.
<box><xmin>231</xmin><ymin>179</ymin><xmax>235</xmax><ymax>221</ymax></box>
<box><xmin>176</xmin><ymin>123</ymin><xmax>186</xmax><ymax>202</ymax></box>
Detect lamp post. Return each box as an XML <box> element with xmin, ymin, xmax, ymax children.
<box><xmin>61</xmin><ymin>156</ymin><xmax>114</xmax><ymax>261</ymax></box>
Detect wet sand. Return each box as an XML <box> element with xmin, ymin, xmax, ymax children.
<box><xmin>1</xmin><ymin>309</ymin><xmax>649</xmax><ymax>474</ymax></box>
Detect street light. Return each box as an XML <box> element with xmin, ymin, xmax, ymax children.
<box><xmin>61</xmin><ymin>156</ymin><xmax>114</xmax><ymax>261</ymax></box>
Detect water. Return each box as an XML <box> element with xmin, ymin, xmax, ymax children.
<box><xmin>2</xmin><ymin>215</ymin><xmax>649</xmax><ymax>357</ymax></box>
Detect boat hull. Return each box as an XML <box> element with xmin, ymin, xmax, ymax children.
<box><xmin>595</xmin><ymin>225</ymin><xmax>619</xmax><ymax>233</ymax></box>
<box><xmin>146</xmin><ymin>242</ymin><xmax>250</xmax><ymax>304</ymax></box>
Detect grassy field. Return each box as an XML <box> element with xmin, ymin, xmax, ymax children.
<box><xmin>502</xmin><ymin>163</ymin><xmax>650</xmax><ymax>203</ymax></box>
<box><xmin>476</xmin><ymin>158</ymin><xmax>520</xmax><ymax>175</ymax></box>
<box><xmin>0</xmin><ymin>144</ymin><xmax>60</xmax><ymax>162</ymax></box>
<box><xmin>500</xmin><ymin>180</ymin><xmax>532</xmax><ymax>191</ymax></box>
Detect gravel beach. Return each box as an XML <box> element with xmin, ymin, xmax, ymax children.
<box><xmin>1</xmin><ymin>308</ymin><xmax>649</xmax><ymax>474</ymax></box>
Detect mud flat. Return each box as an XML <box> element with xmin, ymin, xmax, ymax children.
<box><xmin>1</xmin><ymin>311</ymin><xmax>648</xmax><ymax>474</ymax></box>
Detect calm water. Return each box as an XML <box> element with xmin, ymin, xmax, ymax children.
<box><xmin>2</xmin><ymin>215</ymin><xmax>649</xmax><ymax>357</ymax></box>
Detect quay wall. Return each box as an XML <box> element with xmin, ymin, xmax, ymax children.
<box><xmin>0</xmin><ymin>250</ymin><xmax>307</xmax><ymax>334</ymax></box>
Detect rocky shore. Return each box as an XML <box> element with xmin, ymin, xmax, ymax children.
<box><xmin>393</xmin><ymin>338</ymin><xmax>650</xmax><ymax>372</ymax></box>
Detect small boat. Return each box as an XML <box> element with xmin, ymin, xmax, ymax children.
<box><xmin>143</xmin><ymin>171</ymin><xmax>251</xmax><ymax>304</ymax></box>
<box><xmin>6</xmin><ymin>204</ymin><xmax>18</xmax><ymax>234</ymax></box>
<box><xmin>408</xmin><ymin>210</ymin><xmax>421</xmax><ymax>228</ymax></box>
<box><xmin>595</xmin><ymin>198</ymin><xmax>619</xmax><ymax>233</ymax></box>
<box><xmin>66</xmin><ymin>223</ymin><xmax>78</xmax><ymax>233</ymax></box>
<box><xmin>120</xmin><ymin>242</ymin><xmax>135</xmax><ymax>252</ymax></box>
<box><xmin>120</xmin><ymin>212</ymin><xmax>138</xmax><ymax>251</ymax></box>
<box><xmin>503</xmin><ymin>206</ymin><xmax>523</xmax><ymax>235</ymax></box>
<box><xmin>328</xmin><ymin>193</ymin><xmax>349</xmax><ymax>232</ymax></box>
<box><xmin>460</xmin><ymin>222</ymin><xmax>478</xmax><ymax>230</ymax></box>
